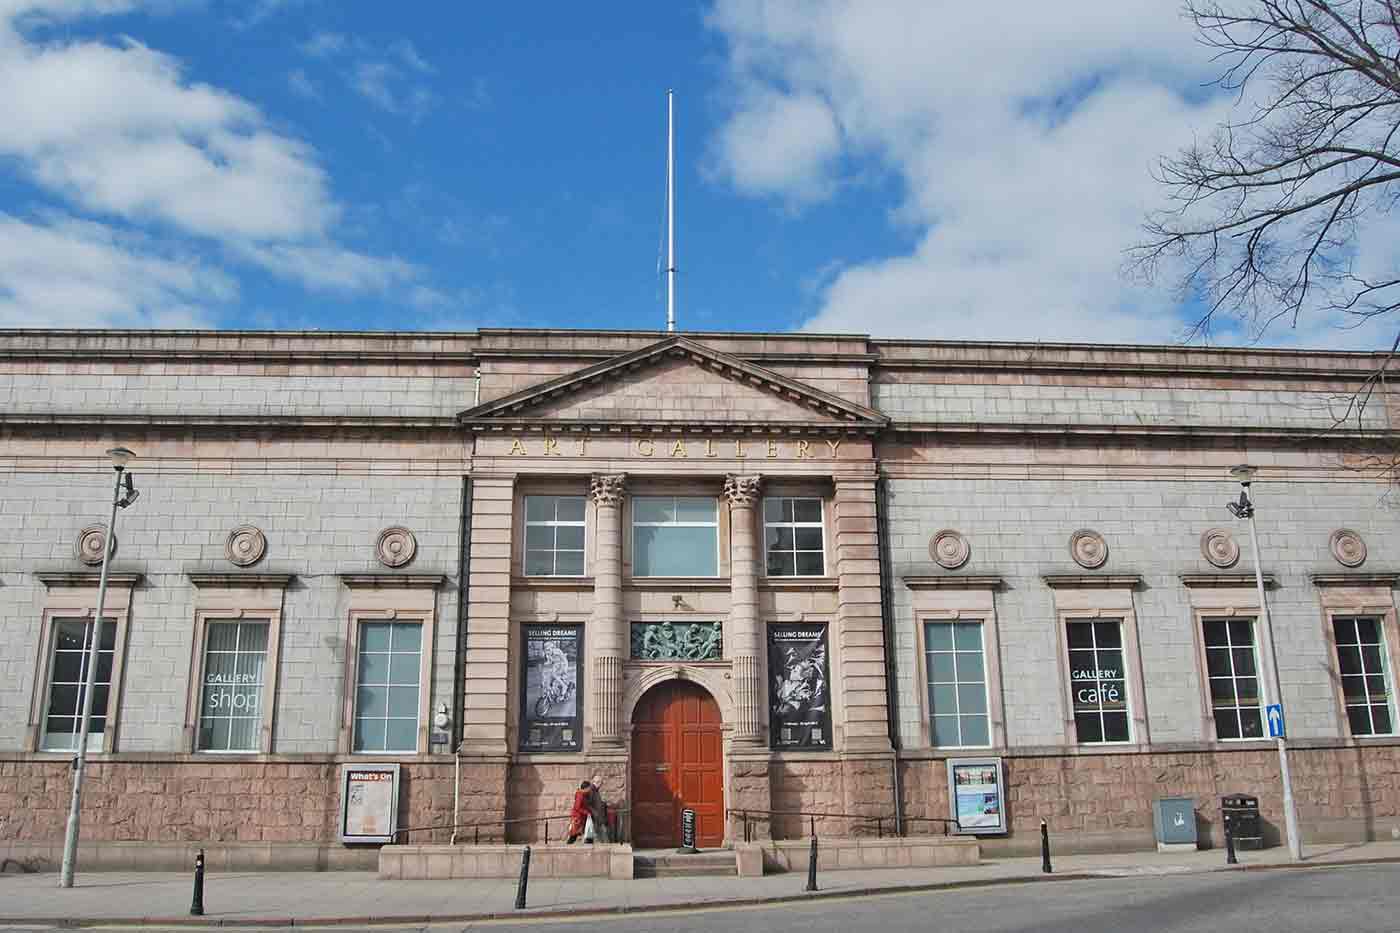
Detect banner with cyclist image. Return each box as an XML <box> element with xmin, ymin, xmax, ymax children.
<box><xmin>520</xmin><ymin>624</ymin><xmax>583</xmax><ymax>752</ymax></box>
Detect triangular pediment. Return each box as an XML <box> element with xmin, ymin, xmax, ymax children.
<box><xmin>459</xmin><ymin>336</ymin><xmax>886</xmax><ymax>433</ymax></box>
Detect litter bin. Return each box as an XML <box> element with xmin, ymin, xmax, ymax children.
<box><xmin>1221</xmin><ymin>794</ymin><xmax>1262</xmax><ymax>850</ymax></box>
<box><xmin>1153</xmin><ymin>797</ymin><xmax>1198</xmax><ymax>849</ymax></box>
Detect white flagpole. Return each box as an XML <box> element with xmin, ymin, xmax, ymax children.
<box><xmin>666</xmin><ymin>89</ymin><xmax>676</xmax><ymax>333</ymax></box>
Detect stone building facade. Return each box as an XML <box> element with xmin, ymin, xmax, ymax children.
<box><xmin>2</xmin><ymin>327</ymin><xmax>1399</xmax><ymax>867</ymax></box>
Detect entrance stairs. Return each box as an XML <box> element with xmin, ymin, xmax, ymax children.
<box><xmin>633</xmin><ymin>849</ymin><xmax>738</xmax><ymax>878</ymax></box>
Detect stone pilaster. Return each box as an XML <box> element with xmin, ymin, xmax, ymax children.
<box><xmin>833</xmin><ymin>475</ymin><xmax>893</xmax><ymax>754</ymax></box>
<box><xmin>589</xmin><ymin>473</ymin><xmax>627</xmax><ymax>748</ymax></box>
<box><xmin>461</xmin><ymin>475</ymin><xmax>515</xmax><ymax>758</ymax></box>
<box><xmin>724</xmin><ymin>473</ymin><xmax>765</xmax><ymax>746</ymax></box>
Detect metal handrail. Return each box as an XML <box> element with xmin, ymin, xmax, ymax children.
<box><xmin>394</xmin><ymin>807</ymin><xmax>631</xmax><ymax>846</ymax></box>
<box><xmin>726</xmin><ymin>808</ymin><xmax>959</xmax><ymax>843</ymax></box>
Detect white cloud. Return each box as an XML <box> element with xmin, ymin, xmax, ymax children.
<box><xmin>299</xmin><ymin>29</ymin><xmax>345</xmax><ymax>57</ymax></box>
<box><xmin>704</xmin><ymin>0</ymin><xmax>1366</xmax><ymax>345</ymax></box>
<box><xmin>714</xmin><ymin>90</ymin><xmax>841</xmax><ymax>204</ymax></box>
<box><xmin>287</xmin><ymin>67</ymin><xmax>319</xmax><ymax>100</ymax></box>
<box><xmin>299</xmin><ymin>29</ymin><xmax>437</xmax><ymax>121</ymax></box>
<box><xmin>0</xmin><ymin>211</ymin><xmax>229</xmax><ymax>327</ymax></box>
<box><xmin>0</xmin><ymin>1</ymin><xmax>443</xmax><ymax>324</ymax></box>
<box><xmin>230</xmin><ymin>241</ymin><xmax>421</xmax><ymax>294</ymax></box>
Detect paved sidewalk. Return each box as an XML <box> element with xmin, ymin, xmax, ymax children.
<box><xmin>2</xmin><ymin>841</ymin><xmax>1398</xmax><ymax>928</ymax></box>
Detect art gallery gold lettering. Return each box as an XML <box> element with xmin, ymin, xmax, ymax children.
<box><xmin>498</xmin><ymin>436</ymin><xmax>847</xmax><ymax>459</ymax></box>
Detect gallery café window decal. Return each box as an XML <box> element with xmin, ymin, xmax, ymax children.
<box><xmin>768</xmin><ymin>624</ymin><xmax>833</xmax><ymax>750</ymax></box>
<box><xmin>1066</xmin><ymin>620</ymin><xmax>1131</xmax><ymax>744</ymax></box>
<box><xmin>519</xmin><ymin>624</ymin><xmax>583</xmax><ymax>752</ymax></box>
<box><xmin>630</xmin><ymin>621</ymin><xmax>722</xmax><ymax>661</ymax></box>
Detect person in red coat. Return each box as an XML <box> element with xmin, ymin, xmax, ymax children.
<box><xmin>566</xmin><ymin>780</ymin><xmax>591</xmax><ymax>844</ymax></box>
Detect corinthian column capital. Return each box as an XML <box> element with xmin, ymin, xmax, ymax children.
<box><xmin>589</xmin><ymin>472</ymin><xmax>628</xmax><ymax>507</ymax></box>
<box><xmin>723</xmin><ymin>473</ymin><xmax>763</xmax><ymax>508</ymax></box>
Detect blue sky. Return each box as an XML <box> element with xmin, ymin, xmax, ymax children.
<box><xmin>0</xmin><ymin>0</ymin><xmax>1392</xmax><ymax>347</ymax></box>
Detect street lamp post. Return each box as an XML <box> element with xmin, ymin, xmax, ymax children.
<box><xmin>1227</xmin><ymin>464</ymin><xmax>1302</xmax><ymax>862</ymax></box>
<box><xmin>59</xmin><ymin>447</ymin><xmax>140</xmax><ymax>889</ymax></box>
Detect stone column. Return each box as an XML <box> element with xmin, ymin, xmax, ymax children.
<box><xmin>589</xmin><ymin>473</ymin><xmax>627</xmax><ymax>748</ymax></box>
<box><xmin>724</xmin><ymin>473</ymin><xmax>765</xmax><ymax>746</ymax></box>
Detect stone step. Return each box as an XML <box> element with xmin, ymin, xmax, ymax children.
<box><xmin>633</xmin><ymin>850</ymin><xmax>738</xmax><ymax>878</ymax></box>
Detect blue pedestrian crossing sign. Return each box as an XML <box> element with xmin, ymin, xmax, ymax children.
<box><xmin>1266</xmin><ymin>703</ymin><xmax>1286</xmax><ymax>738</ymax></box>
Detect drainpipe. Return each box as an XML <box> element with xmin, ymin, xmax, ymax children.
<box><xmin>875</xmin><ymin>472</ymin><xmax>903</xmax><ymax>835</ymax></box>
<box><xmin>450</xmin><ymin>476</ymin><xmax>473</xmax><ymax>842</ymax></box>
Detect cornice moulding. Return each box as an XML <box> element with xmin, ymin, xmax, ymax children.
<box><xmin>465</xmin><ymin>418</ymin><xmax>881</xmax><ymax>436</ymax></box>
<box><xmin>338</xmin><ymin>573</ymin><xmax>447</xmax><ymax>589</ymax></box>
<box><xmin>903</xmin><ymin>575</ymin><xmax>1005</xmax><ymax>590</ymax></box>
<box><xmin>1310</xmin><ymin>572</ymin><xmax>1400</xmax><ymax>588</ymax></box>
<box><xmin>888</xmin><ymin>421</ymin><xmax>1395</xmax><ymax>441</ymax></box>
<box><xmin>188</xmin><ymin>572</ymin><xmax>295</xmax><ymax>588</ymax></box>
<box><xmin>36</xmin><ymin>571</ymin><xmax>143</xmax><ymax>588</ymax></box>
<box><xmin>1042</xmin><ymin>574</ymin><xmax>1143</xmax><ymax>589</ymax></box>
<box><xmin>0</xmin><ymin>413</ymin><xmax>459</xmax><ymax>430</ymax></box>
<box><xmin>1180</xmin><ymin>573</ymin><xmax>1278</xmax><ymax>588</ymax></box>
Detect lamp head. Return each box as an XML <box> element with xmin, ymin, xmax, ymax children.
<box><xmin>106</xmin><ymin>447</ymin><xmax>135</xmax><ymax>470</ymax></box>
<box><xmin>1228</xmin><ymin>464</ymin><xmax>1256</xmax><ymax>484</ymax></box>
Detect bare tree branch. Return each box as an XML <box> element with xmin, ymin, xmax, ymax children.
<box><xmin>1132</xmin><ymin>1</ymin><xmax>1400</xmax><ymax>464</ymax></box>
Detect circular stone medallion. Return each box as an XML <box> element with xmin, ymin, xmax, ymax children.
<box><xmin>1069</xmin><ymin>529</ymin><xmax>1109</xmax><ymax>569</ymax></box>
<box><xmin>376</xmin><ymin>526</ymin><xmax>418</xmax><ymax>568</ymax></box>
<box><xmin>1330</xmin><ymin>529</ymin><xmax>1367</xmax><ymax>568</ymax></box>
<box><xmin>75</xmin><ymin>524</ymin><xmax>114</xmax><ymax>566</ymax></box>
<box><xmin>225</xmin><ymin>525</ymin><xmax>268</xmax><ymax>567</ymax></box>
<box><xmin>1200</xmin><ymin>527</ymin><xmax>1240</xmax><ymax>569</ymax></box>
<box><xmin>929</xmin><ymin>529</ymin><xmax>971</xmax><ymax>570</ymax></box>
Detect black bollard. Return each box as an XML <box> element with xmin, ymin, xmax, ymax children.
<box><xmin>805</xmin><ymin>816</ymin><xmax>818</xmax><ymax>893</ymax></box>
<box><xmin>514</xmin><ymin>845</ymin><xmax>532</xmax><ymax>910</ymax></box>
<box><xmin>1224</xmin><ymin>815</ymin><xmax>1238</xmax><ymax>866</ymax></box>
<box><xmin>189</xmin><ymin>849</ymin><xmax>205</xmax><ymax>916</ymax></box>
<box><xmin>1040</xmin><ymin>820</ymin><xmax>1052</xmax><ymax>874</ymax></box>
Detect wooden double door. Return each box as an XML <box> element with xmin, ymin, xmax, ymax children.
<box><xmin>631</xmin><ymin>680</ymin><xmax>725</xmax><ymax>849</ymax></box>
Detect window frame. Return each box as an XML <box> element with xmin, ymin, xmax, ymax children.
<box><xmin>905</xmin><ymin>577</ymin><xmax>1007</xmax><ymax>751</ymax></box>
<box><xmin>1063</xmin><ymin>618</ymin><xmax>1135</xmax><ymax>746</ymax></box>
<box><xmin>629</xmin><ymin>494</ymin><xmax>722</xmax><ymax>579</ymax></box>
<box><xmin>922</xmin><ymin>619</ymin><xmax>993</xmax><ymax>749</ymax></box>
<box><xmin>1044</xmin><ymin>578</ymin><xmax>1151</xmax><ymax>749</ymax></box>
<box><xmin>26</xmin><ymin>574</ymin><xmax>138</xmax><ymax>755</ymax></box>
<box><xmin>1330</xmin><ymin>614</ymin><xmax>1397</xmax><ymax>737</ymax></box>
<box><xmin>1200</xmin><ymin>616</ymin><xmax>1267</xmax><ymax>742</ymax></box>
<box><xmin>522</xmin><ymin>494</ymin><xmax>588</xmax><ymax>578</ymax></box>
<box><xmin>1183</xmin><ymin>576</ymin><xmax>1275</xmax><ymax>745</ymax></box>
<box><xmin>761</xmin><ymin>495</ymin><xmax>827</xmax><ymax>578</ymax></box>
<box><xmin>337</xmin><ymin>575</ymin><xmax>441</xmax><ymax>757</ymax></box>
<box><xmin>1313</xmin><ymin>575</ymin><xmax>1400</xmax><ymax>742</ymax></box>
<box><xmin>183</xmin><ymin>576</ymin><xmax>289</xmax><ymax>755</ymax></box>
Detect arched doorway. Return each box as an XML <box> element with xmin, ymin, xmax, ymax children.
<box><xmin>631</xmin><ymin>679</ymin><xmax>724</xmax><ymax>849</ymax></box>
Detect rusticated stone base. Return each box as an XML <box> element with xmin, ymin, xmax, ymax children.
<box><xmin>756</xmin><ymin>834</ymin><xmax>978</xmax><ymax>873</ymax></box>
<box><xmin>766</xmin><ymin>756</ymin><xmax>897</xmax><ymax>839</ymax></box>
<box><xmin>380</xmin><ymin>843</ymin><xmax>632</xmax><ymax>879</ymax></box>
<box><xmin>0</xmin><ymin>756</ymin><xmax>470</xmax><ymax>860</ymax></box>
<box><xmin>899</xmin><ymin>744</ymin><xmax>1400</xmax><ymax>856</ymax></box>
<box><xmin>728</xmin><ymin>752</ymin><xmax>773</xmax><ymax>841</ymax></box>
<box><xmin>504</xmin><ymin>759</ymin><xmax>627</xmax><ymax>843</ymax></box>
